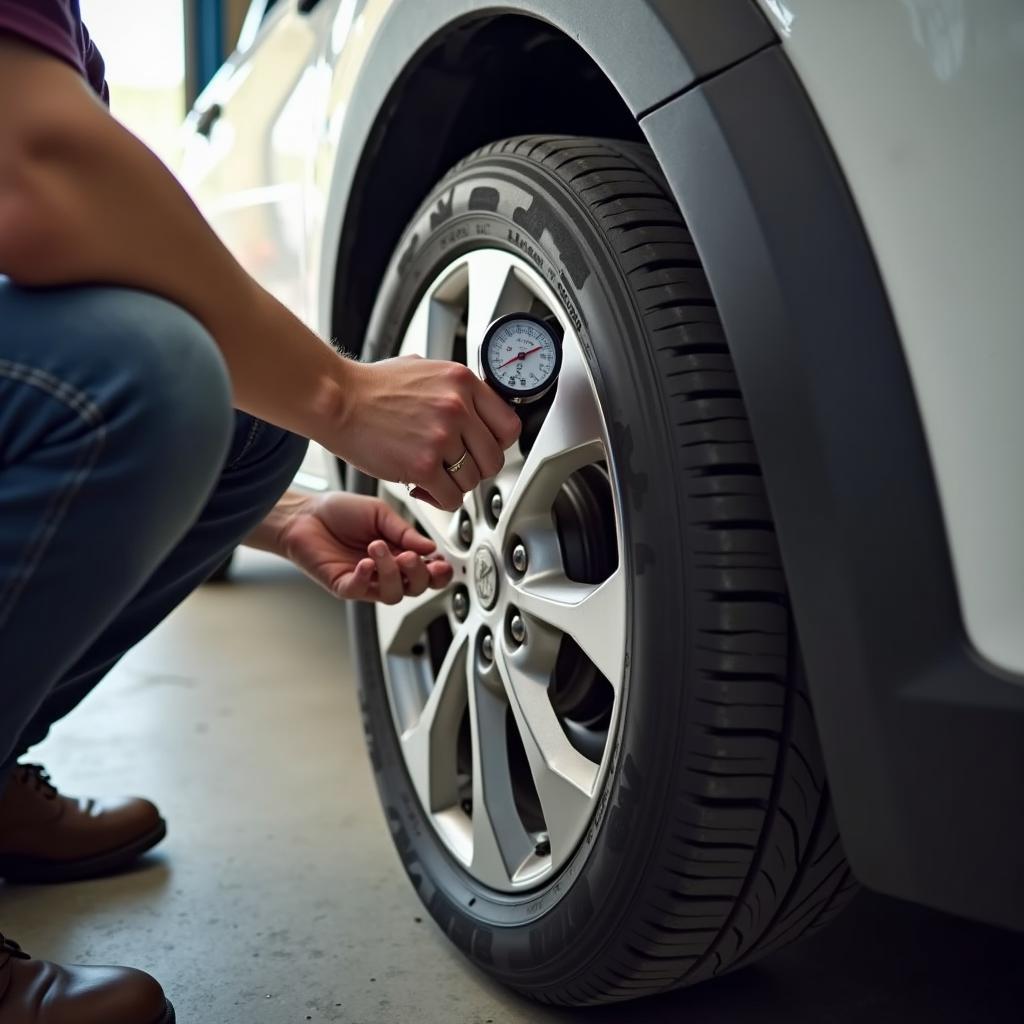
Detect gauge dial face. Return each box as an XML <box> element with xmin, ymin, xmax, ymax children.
<box><xmin>482</xmin><ymin>314</ymin><xmax>562</xmax><ymax>403</ymax></box>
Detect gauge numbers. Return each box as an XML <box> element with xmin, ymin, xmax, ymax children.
<box><xmin>482</xmin><ymin>314</ymin><xmax>562</xmax><ymax>404</ymax></box>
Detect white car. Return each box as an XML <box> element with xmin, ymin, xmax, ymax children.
<box><xmin>181</xmin><ymin>0</ymin><xmax>1024</xmax><ymax>1004</ymax></box>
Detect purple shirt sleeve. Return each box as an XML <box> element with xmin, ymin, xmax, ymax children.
<box><xmin>0</xmin><ymin>0</ymin><xmax>108</xmax><ymax>102</ymax></box>
<box><xmin>79</xmin><ymin>19</ymin><xmax>109</xmax><ymax>103</ymax></box>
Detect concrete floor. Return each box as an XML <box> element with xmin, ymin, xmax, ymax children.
<box><xmin>2</xmin><ymin>550</ymin><xmax>1022</xmax><ymax>1023</ymax></box>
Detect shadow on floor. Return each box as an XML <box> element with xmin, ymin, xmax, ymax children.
<box><xmin>531</xmin><ymin>892</ymin><xmax>1024</xmax><ymax>1024</ymax></box>
<box><xmin>0</xmin><ymin>856</ymin><xmax>172</xmax><ymax>955</ymax></box>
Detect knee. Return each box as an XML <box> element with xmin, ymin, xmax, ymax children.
<box><xmin>100</xmin><ymin>290</ymin><xmax>234</xmax><ymax>478</ymax></box>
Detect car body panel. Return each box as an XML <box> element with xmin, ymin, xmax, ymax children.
<box><xmin>756</xmin><ymin>0</ymin><xmax>1024</xmax><ymax>676</ymax></box>
<box><xmin>181</xmin><ymin>2</ymin><xmax>322</xmax><ymax>321</ymax></box>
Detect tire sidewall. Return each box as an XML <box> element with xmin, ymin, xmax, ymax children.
<box><xmin>350</xmin><ymin>153</ymin><xmax>691</xmax><ymax>986</ymax></box>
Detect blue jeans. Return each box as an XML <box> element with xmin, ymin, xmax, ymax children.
<box><xmin>0</xmin><ymin>279</ymin><xmax>307</xmax><ymax>773</ymax></box>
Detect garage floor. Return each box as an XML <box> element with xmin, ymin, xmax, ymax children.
<box><xmin>2</xmin><ymin>551</ymin><xmax>1021</xmax><ymax>1024</ymax></box>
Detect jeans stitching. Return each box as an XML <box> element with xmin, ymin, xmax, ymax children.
<box><xmin>0</xmin><ymin>362</ymin><xmax>107</xmax><ymax>627</ymax></box>
<box><xmin>0</xmin><ymin>360</ymin><xmax>104</xmax><ymax>426</ymax></box>
<box><xmin>226</xmin><ymin>416</ymin><xmax>264</xmax><ymax>469</ymax></box>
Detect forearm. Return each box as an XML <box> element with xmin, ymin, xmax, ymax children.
<box><xmin>0</xmin><ymin>38</ymin><xmax>355</xmax><ymax>447</ymax></box>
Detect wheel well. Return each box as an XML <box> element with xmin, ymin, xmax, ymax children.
<box><xmin>329</xmin><ymin>14</ymin><xmax>642</xmax><ymax>352</ymax></box>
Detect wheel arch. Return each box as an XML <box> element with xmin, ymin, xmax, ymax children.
<box><xmin>320</xmin><ymin>0</ymin><xmax>775</xmax><ymax>353</ymax></box>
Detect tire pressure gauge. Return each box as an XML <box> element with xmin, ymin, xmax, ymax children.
<box><xmin>481</xmin><ymin>313</ymin><xmax>563</xmax><ymax>405</ymax></box>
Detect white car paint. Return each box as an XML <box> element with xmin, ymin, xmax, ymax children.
<box><xmin>756</xmin><ymin>0</ymin><xmax>1024</xmax><ymax>675</ymax></box>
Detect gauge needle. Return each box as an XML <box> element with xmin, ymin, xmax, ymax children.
<box><xmin>499</xmin><ymin>346</ymin><xmax>542</xmax><ymax>368</ymax></box>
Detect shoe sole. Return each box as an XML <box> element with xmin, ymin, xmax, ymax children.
<box><xmin>155</xmin><ymin>1000</ymin><xmax>176</xmax><ymax>1024</ymax></box>
<box><xmin>0</xmin><ymin>818</ymin><xmax>167</xmax><ymax>883</ymax></box>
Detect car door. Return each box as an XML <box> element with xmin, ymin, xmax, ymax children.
<box><xmin>179</xmin><ymin>0</ymin><xmax>330</xmax><ymax>324</ymax></box>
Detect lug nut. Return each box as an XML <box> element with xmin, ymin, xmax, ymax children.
<box><xmin>481</xmin><ymin>633</ymin><xmax>494</xmax><ymax>663</ymax></box>
<box><xmin>511</xmin><ymin>543</ymin><xmax>528</xmax><ymax>574</ymax></box>
<box><xmin>453</xmin><ymin>589</ymin><xmax>469</xmax><ymax>622</ymax></box>
<box><xmin>490</xmin><ymin>491</ymin><xmax>503</xmax><ymax>521</ymax></box>
<box><xmin>509</xmin><ymin>614</ymin><xmax>526</xmax><ymax>645</ymax></box>
<box><xmin>458</xmin><ymin>512</ymin><xmax>473</xmax><ymax>547</ymax></box>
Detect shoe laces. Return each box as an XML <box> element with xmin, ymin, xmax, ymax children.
<box><xmin>0</xmin><ymin>934</ymin><xmax>30</xmax><ymax>968</ymax></box>
<box><xmin>15</xmin><ymin>764</ymin><xmax>58</xmax><ymax>801</ymax></box>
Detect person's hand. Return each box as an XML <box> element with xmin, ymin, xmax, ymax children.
<box><xmin>333</xmin><ymin>357</ymin><xmax>522</xmax><ymax>511</ymax></box>
<box><xmin>274</xmin><ymin>492</ymin><xmax>454</xmax><ymax>603</ymax></box>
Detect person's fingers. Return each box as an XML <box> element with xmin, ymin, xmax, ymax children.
<box><xmin>444</xmin><ymin>444</ymin><xmax>481</xmax><ymax>494</ymax></box>
<box><xmin>396</xmin><ymin>550</ymin><xmax>430</xmax><ymax>596</ymax></box>
<box><xmin>426</xmin><ymin>559</ymin><xmax>454</xmax><ymax>589</ymax></box>
<box><xmin>472</xmin><ymin>379</ymin><xmax>522</xmax><ymax>450</ymax></box>
<box><xmin>375</xmin><ymin>502</ymin><xmax>437</xmax><ymax>555</ymax></box>
<box><xmin>337</xmin><ymin>557</ymin><xmax>375</xmax><ymax>600</ymax></box>
<box><xmin>462</xmin><ymin>419</ymin><xmax>505</xmax><ymax>481</ymax></box>
<box><xmin>370</xmin><ymin>539</ymin><xmax>404</xmax><ymax>604</ymax></box>
<box><xmin>421</xmin><ymin>466</ymin><xmax>464</xmax><ymax>512</ymax></box>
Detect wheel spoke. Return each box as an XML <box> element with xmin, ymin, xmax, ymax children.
<box><xmin>466</xmin><ymin>250</ymin><xmax>535</xmax><ymax>356</ymax></box>
<box><xmin>509</xmin><ymin>567</ymin><xmax>627</xmax><ymax>689</ymax></box>
<box><xmin>400</xmin><ymin>626</ymin><xmax>470</xmax><ymax>815</ymax></box>
<box><xmin>375</xmin><ymin>584</ymin><xmax>452</xmax><ymax>656</ymax></box>
<box><xmin>399</xmin><ymin>290</ymin><xmax>462</xmax><ymax>361</ymax></box>
<box><xmin>468</xmin><ymin>657</ymin><xmax>535</xmax><ymax>887</ymax></box>
<box><xmin>497</xmin><ymin>654</ymin><xmax>599</xmax><ymax>863</ymax></box>
<box><xmin>496</xmin><ymin>335</ymin><xmax>607</xmax><ymax>544</ymax></box>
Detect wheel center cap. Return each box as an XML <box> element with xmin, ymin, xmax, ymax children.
<box><xmin>473</xmin><ymin>546</ymin><xmax>500</xmax><ymax>610</ymax></box>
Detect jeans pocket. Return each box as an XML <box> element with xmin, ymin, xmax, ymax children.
<box><xmin>225</xmin><ymin>414</ymin><xmax>266</xmax><ymax>470</ymax></box>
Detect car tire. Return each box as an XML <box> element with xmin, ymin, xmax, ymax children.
<box><xmin>349</xmin><ymin>136</ymin><xmax>857</xmax><ymax>1005</ymax></box>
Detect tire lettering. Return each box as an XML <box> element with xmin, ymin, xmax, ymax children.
<box><xmin>513</xmin><ymin>193</ymin><xmax>591</xmax><ymax>289</ymax></box>
<box><xmin>440</xmin><ymin>225</ymin><xmax>470</xmax><ymax>249</ymax></box>
<box><xmin>429</xmin><ymin>188</ymin><xmax>455</xmax><ymax>229</ymax></box>
<box><xmin>508</xmin><ymin>881</ymin><xmax>595</xmax><ymax>968</ymax></box>
<box><xmin>506</xmin><ymin>228</ymin><xmax>545</xmax><ymax>272</ymax></box>
<box><xmin>557</xmin><ymin>276</ymin><xmax>583</xmax><ymax>334</ymax></box>
<box><xmin>468</xmin><ymin>185</ymin><xmax>500</xmax><ymax>212</ymax></box>
<box><xmin>607</xmin><ymin>754</ymin><xmax>643</xmax><ymax>854</ymax></box>
<box><xmin>397</xmin><ymin>232</ymin><xmax>419</xmax><ymax>278</ymax></box>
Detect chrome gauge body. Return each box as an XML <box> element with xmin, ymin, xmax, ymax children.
<box><xmin>481</xmin><ymin>313</ymin><xmax>563</xmax><ymax>404</ymax></box>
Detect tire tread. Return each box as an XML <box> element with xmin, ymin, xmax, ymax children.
<box><xmin>482</xmin><ymin>135</ymin><xmax>857</xmax><ymax>1005</ymax></box>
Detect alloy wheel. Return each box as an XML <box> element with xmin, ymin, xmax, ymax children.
<box><xmin>375</xmin><ymin>248</ymin><xmax>628</xmax><ymax>892</ymax></box>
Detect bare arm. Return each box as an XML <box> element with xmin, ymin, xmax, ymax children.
<box><xmin>0</xmin><ymin>35</ymin><xmax>519</xmax><ymax>507</ymax></box>
<box><xmin>0</xmin><ymin>35</ymin><xmax>354</xmax><ymax>446</ymax></box>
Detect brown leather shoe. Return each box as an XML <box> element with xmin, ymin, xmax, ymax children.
<box><xmin>0</xmin><ymin>933</ymin><xmax>173</xmax><ymax>1023</ymax></box>
<box><xmin>0</xmin><ymin>766</ymin><xmax>166</xmax><ymax>883</ymax></box>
